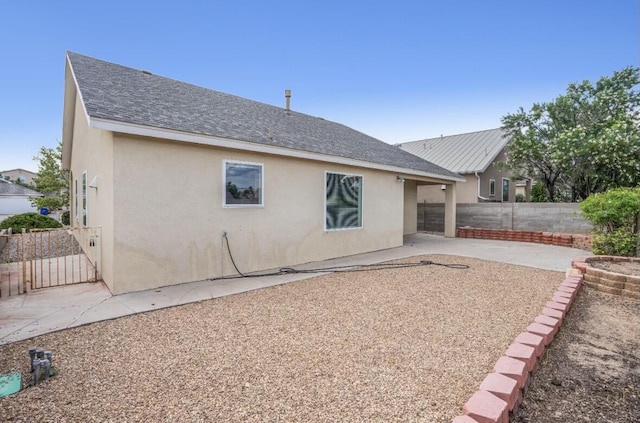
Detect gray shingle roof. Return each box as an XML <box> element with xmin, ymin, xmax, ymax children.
<box><xmin>67</xmin><ymin>52</ymin><xmax>461</xmax><ymax>180</ymax></box>
<box><xmin>398</xmin><ymin>128</ymin><xmax>511</xmax><ymax>174</ymax></box>
<box><xmin>0</xmin><ymin>179</ymin><xmax>41</xmax><ymax>196</ymax></box>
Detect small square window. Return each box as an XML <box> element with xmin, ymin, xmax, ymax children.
<box><xmin>223</xmin><ymin>161</ymin><xmax>263</xmax><ymax>207</ymax></box>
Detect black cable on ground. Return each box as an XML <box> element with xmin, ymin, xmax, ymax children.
<box><xmin>222</xmin><ymin>233</ymin><xmax>245</xmax><ymax>277</ymax></box>
<box><xmin>215</xmin><ymin>233</ymin><xmax>469</xmax><ymax>281</ymax></box>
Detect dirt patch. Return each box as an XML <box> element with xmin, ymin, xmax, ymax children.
<box><xmin>590</xmin><ymin>260</ymin><xmax>640</xmax><ymax>275</ymax></box>
<box><xmin>512</xmin><ymin>287</ymin><xmax>640</xmax><ymax>423</ymax></box>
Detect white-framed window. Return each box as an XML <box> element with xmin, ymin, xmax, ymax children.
<box><xmin>74</xmin><ymin>178</ymin><xmax>79</xmax><ymax>222</ymax></box>
<box><xmin>82</xmin><ymin>171</ymin><xmax>87</xmax><ymax>226</ymax></box>
<box><xmin>325</xmin><ymin>171</ymin><xmax>363</xmax><ymax>231</ymax></box>
<box><xmin>489</xmin><ymin>179</ymin><xmax>496</xmax><ymax>196</ymax></box>
<box><xmin>223</xmin><ymin>160</ymin><xmax>264</xmax><ymax>207</ymax></box>
<box><xmin>502</xmin><ymin>178</ymin><xmax>510</xmax><ymax>202</ymax></box>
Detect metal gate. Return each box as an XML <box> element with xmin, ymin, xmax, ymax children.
<box><xmin>0</xmin><ymin>227</ymin><xmax>101</xmax><ymax>298</ymax></box>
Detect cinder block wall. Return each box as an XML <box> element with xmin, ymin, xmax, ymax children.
<box><xmin>418</xmin><ymin>203</ymin><xmax>593</xmax><ymax>234</ymax></box>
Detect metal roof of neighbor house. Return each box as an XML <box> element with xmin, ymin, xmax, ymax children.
<box><xmin>397</xmin><ymin>128</ymin><xmax>511</xmax><ymax>174</ymax></box>
<box><xmin>65</xmin><ymin>52</ymin><xmax>462</xmax><ymax>181</ymax></box>
<box><xmin>0</xmin><ymin>179</ymin><xmax>41</xmax><ymax>196</ymax></box>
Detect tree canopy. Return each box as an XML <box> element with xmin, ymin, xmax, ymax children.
<box><xmin>30</xmin><ymin>141</ymin><xmax>69</xmax><ymax>210</ymax></box>
<box><xmin>501</xmin><ymin>67</ymin><xmax>640</xmax><ymax>202</ymax></box>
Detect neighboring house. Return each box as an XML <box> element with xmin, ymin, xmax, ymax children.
<box><xmin>398</xmin><ymin>128</ymin><xmax>517</xmax><ymax>203</ymax></box>
<box><xmin>62</xmin><ymin>52</ymin><xmax>464</xmax><ymax>295</ymax></box>
<box><xmin>0</xmin><ymin>179</ymin><xmax>41</xmax><ymax>222</ymax></box>
<box><xmin>0</xmin><ymin>168</ymin><xmax>37</xmax><ymax>186</ymax></box>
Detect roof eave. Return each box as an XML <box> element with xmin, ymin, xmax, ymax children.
<box><xmin>89</xmin><ymin>117</ymin><xmax>465</xmax><ymax>183</ymax></box>
<box><xmin>62</xmin><ymin>53</ymin><xmax>87</xmax><ymax>170</ymax></box>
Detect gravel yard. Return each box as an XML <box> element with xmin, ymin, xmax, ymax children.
<box><xmin>0</xmin><ymin>230</ymin><xmax>81</xmax><ymax>263</ymax></box>
<box><xmin>0</xmin><ymin>255</ymin><xmax>562</xmax><ymax>422</ymax></box>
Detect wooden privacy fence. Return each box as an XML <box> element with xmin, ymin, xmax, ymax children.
<box><xmin>0</xmin><ymin>227</ymin><xmax>101</xmax><ymax>298</ymax></box>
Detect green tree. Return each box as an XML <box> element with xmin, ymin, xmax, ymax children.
<box><xmin>30</xmin><ymin>141</ymin><xmax>69</xmax><ymax>210</ymax></box>
<box><xmin>13</xmin><ymin>178</ymin><xmax>36</xmax><ymax>190</ymax></box>
<box><xmin>502</xmin><ymin>67</ymin><xmax>640</xmax><ymax>202</ymax></box>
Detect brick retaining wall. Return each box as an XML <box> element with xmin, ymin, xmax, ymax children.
<box><xmin>456</xmin><ymin>227</ymin><xmax>592</xmax><ymax>251</ymax></box>
<box><xmin>571</xmin><ymin>256</ymin><xmax>640</xmax><ymax>300</ymax></box>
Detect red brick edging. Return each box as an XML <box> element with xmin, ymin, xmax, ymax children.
<box><xmin>456</xmin><ymin>227</ymin><xmax>591</xmax><ymax>251</ymax></box>
<box><xmin>451</xmin><ymin>269</ymin><xmax>584</xmax><ymax>422</ymax></box>
<box><xmin>571</xmin><ymin>256</ymin><xmax>640</xmax><ymax>300</ymax></box>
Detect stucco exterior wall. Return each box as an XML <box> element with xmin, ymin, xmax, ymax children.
<box><xmin>417</xmin><ymin>149</ymin><xmax>516</xmax><ymax>203</ymax></box>
<box><xmin>403</xmin><ymin>180</ymin><xmax>417</xmax><ymax>235</ymax></box>
<box><xmin>418</xmin><ymin>176</ymin><xmax>477</xmax><ymax>203</ymax></box>
<box><xmin>108</xmin><ymin>134</ymin><xmax>405</xmax><ymax>294</ymax></box>
<box><xmin>0</xmin><ymin>169</ymin><xmax>37</xmax><ymax>185</ymax></box>
<box><xmin>479</xmin><ymin>150</ymin><xmax>515</xmax><ymax>202</ymax></box>
<box><xmin>69</xmin><ymin>94</ymin><xmax>115</xmax><ymax>291</ymax></box>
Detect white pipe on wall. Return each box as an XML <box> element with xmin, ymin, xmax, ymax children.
<box><xmin>475</xmin><ymin>172</ymin><xmax>490</xmax><ymax>202</ymax></box>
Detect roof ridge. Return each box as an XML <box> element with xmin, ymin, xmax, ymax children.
<box><xmin>0</xmin><ymin>168</ymin><xmax>37</xmax><ymax>173</ymax></box>
<box><xmin>397</xmin><ymin>127</ymin><xmax>511</xmax><ymax>174</ymax></box>
<box><xmin>66</xmin><ymin>51</ymin><xmax>333</xmax><ymax>124</ymax></box>
<box><xmin>402</xmin><ymin>127</ymin><xmax>504</xmax><ymax>145</ymax></box>
<box><xmin>65</xmin><ymin>52</ymin><xmax>463</xmax><ymax>181</ymax></box>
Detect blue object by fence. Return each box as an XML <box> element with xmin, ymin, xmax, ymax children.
<box><xmin>39</xmin><ymin>207</ymin><xmax>49</xmax><ymax>215</ymax></box>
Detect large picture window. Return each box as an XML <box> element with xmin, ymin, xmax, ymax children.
<box><xmin>223</xmin><ymin>160</ymin><xmax>263</xmax><ymax>207</ymax></box>
<box><xmin>325</xmin><ymin>172</ymin><xmax>362</xmax><ymax>230</ymax></box>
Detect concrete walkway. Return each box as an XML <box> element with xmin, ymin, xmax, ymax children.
<box><xmin>0</xmin><ymin>234</ymin><xmax>590</xmax><ymax>345</ymax></box>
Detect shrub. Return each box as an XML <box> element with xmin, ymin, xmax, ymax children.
<box><xmin>516</xmin><ymin>193</ymin><xmax>526</xmax><ymax>202</ymax></box>
<box><xmin>579</xmin><ymin>187</ymin><xmax>639</xmax><ymax>256</ymax></box>
<box><xmin>0</xmin><ymin>212</ymin><xmax>63</xmax><ymax>233</ymax></box>
<box><xmin>61</xmin><ymin>210</ymin><xmax>70</xmax><ymax>226</ymax></box>
<box><xmin>531</xmin><ymin>181</ymin><xmax>547</xmax><ymax>202</ymax></box>
<box><xmin>591</xmin><ymin>229</ymin><xmax>638</xmax><ymax>256</ymax></box>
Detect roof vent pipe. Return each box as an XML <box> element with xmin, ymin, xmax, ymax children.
<box><xmin>285</xmin><ymin>89</ymin><xmax>291</xmax><ymax>114</ymax></box>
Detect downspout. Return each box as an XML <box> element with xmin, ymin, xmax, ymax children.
<box><xmin>475</xmin><ymin>172</ymin><xmax>490</xmax><ymax>202</ymax></box>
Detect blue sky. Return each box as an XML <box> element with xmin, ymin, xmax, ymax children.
<box><xmin>1</xmin><ymin>0</ymin><xmax>637</xmax><ymax>172</ymax></box>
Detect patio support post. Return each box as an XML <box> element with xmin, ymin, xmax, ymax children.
<box><xmin>444</xmin><ymin>183</ymin><xmax>457</xmax><ymax>238</ymax></box>
<box><xmin>22</xmin><ymin>228</ymin><xmax>27</xmax><ymax>293</ymax></box>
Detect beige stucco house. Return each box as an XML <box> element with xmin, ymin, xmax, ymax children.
<box><xmin>0</xmin><ymin>179</ymin><xmax>41</xmax><ymax>222</ymax></box>
<box><xmin>62</xmin><ymin>52</ymin><xmax>464</xmax><ymax>295</ymax></box>
<box><xmin>399</xmin><ymin>128</ymin><xmax>518</xmax><ymax>203</ymax></box>
<box><xmin>0</xmin><ymin>168</ymin><xmax>37</xmax><ymax>186</ymax></box>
